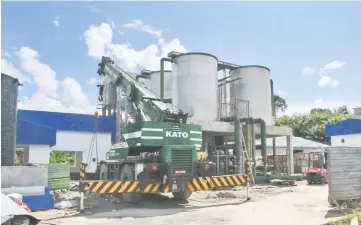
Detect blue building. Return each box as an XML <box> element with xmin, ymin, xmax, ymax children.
<box><xmin>16</xmin><ymin>109</ymin><xmax>116</xmax><ymax>173</ymax></box>
<box><xmin>325</xmin><ymin>118</ymin><xmax>361</xmax><ymax>147</ymax></box>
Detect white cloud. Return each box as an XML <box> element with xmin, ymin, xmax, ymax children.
<box><xmin>53</xmin><ymin>15</ymin><xmax>60</xmax><ymax>27</ymax></box>
<box><xmin>323</xmin><ymin>60</ymin><xmax>346</xmax><ymax>70</ymax></box>
<box><xmin>302</xmin><ymin>66</ymin><xmax>316</xmax><ymax>75</ymax></box>
<box><xmin>122</xmin><ymin>19</ymin><xmax>162</xmax><ymax>38</ymax></box>
<box><xmin>87</xmin><ymin>77</ymin><xmax>97</xmax><ymax>85</ymax></box>
<box><xmin>318</xmin><ymin>60</ymin><xmax>346</xmax><ymax>75</ymax></box>
<box><xmin>19</xmin><ymin>47</ymin><xmax>59</xmax><ymax>97</ymax></box>
<box><xmin>60</xmin><ymin>77</ymin><xmax>92</xmax><ymax>109</ymax></box>
<box><xmin>158</xmin><ymin>38</ymin><xmax>187</xmax><ymax>57</ymax></box>
<box><xmin>317</xmin><ymin>76</ymin><xmax>340</xmax><ymax>88</ymax></box>
<box><xmin>282</xmin><ymin>98</ymin><xmax>361</xmax><ymax>116</ymax></box>
<box><xmin>84</xmin><ymin>22</ymin><xmax>187</xmax><ymax>73</ymax></box>
<box><xmin>84</xmin><ymin>23</ymin><xmax>113</xmax><ymax>58</ymax></box>
<box><xmin>1</xmin><ymin>58</ymin><xmax>32</xmax><ymax>83</ymax></box>
<box><xmin>15</xmin><ymin>47</ymin><xmax>96</xmax><ymax>114</ymax></box>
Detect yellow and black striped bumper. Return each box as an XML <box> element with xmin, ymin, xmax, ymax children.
<box><xmin>79</xmin><ymin>162</ymin><xmax>250</xmax><ymax>194</ymax></box>
<box><xmin>80</xmin><ymin>174</ymin><xmax>250</xmax><ymax>194</ymax></box>
<box><xmin>186</xmin><ymin>174</ymin><xmax>250</xmax><ymax>192</ymax></box>
<box><xmin>82</xmin><ymin>180</ymin><xmax>166</xmax><ymax>194</ymax></box>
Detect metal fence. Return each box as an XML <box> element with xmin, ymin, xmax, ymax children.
<box><xmin>327</xmin><ymin>147</ymin><xmax>361</xmax><ymax>206</ymax></box>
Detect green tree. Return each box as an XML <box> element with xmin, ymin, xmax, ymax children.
<box><xmin>50</xmin><ymin>151</ymin><xmax>75</xmax><ymax>165</ymax></box>
<box><xmin>274</xmin><ymin>94</ymin><xmax>288</xmax><ymax>113</ymax></box>
<box><xmin>276</xmin><ymin>105</ymin><xmax>354</xmax><ymax>143</ymax></box>
<box><xmin>15</xmin><ymin>148</ymin><xmax>24</xmax><ymax>164</ymax></box>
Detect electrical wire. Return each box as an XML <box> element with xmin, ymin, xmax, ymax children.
<box><xmin>84</xmin><ymin>113</ymin><xmax>99</xmax><ymax>172</ymax></box>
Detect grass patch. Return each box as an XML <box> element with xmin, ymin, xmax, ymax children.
<box><xmin>329</xmin><ymin>209</ymin><xmax>361</xmax><ymax>225</ymax></box>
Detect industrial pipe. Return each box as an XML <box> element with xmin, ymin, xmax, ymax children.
<box><xmin>249</xmin><ymin>117</ymin><xmax>256</xmax><ymax>175</ymax></box>
<box><xmin>217</xmin><ymin>78</ymin><xmax>242</xmax><ymax>87</ymax></box>
<box><xmin>233</xmin><ymin>116</ymin><xmax>242</xmax><ymax>174</ymax></box>
<box><xmin>254</xmin><ymin>118</ymin><xmax>267</xmax><ymax>176</ymax></box>
<box><xmin>270</xmin><ymin>79</ymin><xmax>276</xmax><ymax>173</ymax></box>
<box><xmin>239</xmin><ymin>117</ymin><xmax>267</xmax><ymax>176</ymax></box>
<box><xmin>218</xmin><ymin>75</ymin><xmax>232</xmax><ymax>82</ymax></box>
<box><xmin>136</xmin><ymin>74</ymin><xmax>147</xmax><ymax>81</ymax></box>
<box><xmin>160</xmin><ymin>57</ymin><xmax>173</xmax><ymax>99</ymax></box>
<box><xmin>270</xmin><ymin>79</ymin><xmax>275</xmax><ymax>117</ymax></box>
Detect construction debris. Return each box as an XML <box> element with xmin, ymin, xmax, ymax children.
<box><xmin>1</xmin><ymin>193</ymin><xmax>40</xmax><ymax>225</ymax></box>
<box><xmin>270</xmin><ymin>179</ymin><xmax>296</xmax><ymax>186</ymax></box>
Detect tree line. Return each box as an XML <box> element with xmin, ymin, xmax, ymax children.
<box><xmin>274</xmin><ymin>95</ymin><xmax>354</xmax><ymax>144</ymax></box>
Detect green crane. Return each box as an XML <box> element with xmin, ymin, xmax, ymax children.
<box><xmin>79</xmin><ymin>56</ymin><xmax>250</xmax><ymax>204</ymax></box>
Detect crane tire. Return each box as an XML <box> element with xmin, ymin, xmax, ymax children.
<box><xmin>172</xmin><ymin>189</ymin><xmax>192</xmax><ymax>200</ymax></box>
<box><xmin>120</xmin><ymin>164</ymin><xmax>142</xmax><ymax>204</ymax></box>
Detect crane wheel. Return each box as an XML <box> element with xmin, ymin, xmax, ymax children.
<box><xmin>120</xmin><ymin>164</ymin><xmax>142</xmax><ymax>204</ymax></box>
<box><xmin>172</xmin><ymin>189</ymin><xmax>192</xmax><ymax>200</ymax></box>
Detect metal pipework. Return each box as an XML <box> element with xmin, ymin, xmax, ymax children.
<box><xmin>136</xmin><ymin>74</ymin><xmax>148</xmax><ymax>81</ymax></box>
<box><xmin>233</xmin><ymin>116</ymin><xmax>242</xmax><ymax>174</ymax></box>
<box><xmin>239</xmin><ymin>117</ymin><xmax>267</xmax><ymax>176</ymax></box>
<box><xmin>270</xmin><ymin>79</ymin><xmax>275</xmax><ymax>117</ymax></box>
<box><xmin>160</xmin><ymin>57</ymin><xmax>173</xmax><ymax>99</ymax></box>
<box><xmin>218</xmin><ymin>75</ymin><xmax>232</xmax><ymax>82</ymax></box>
<box><xmin>270</xmin><ymin>79</ymin><xmax>276</xmax><ymax>173</ymax></box>
<box><xmin>217</xmin><ymin>78</ymin><xmax>242</xmax><ymax>87</ymax></box>
<box><xmin>254</xmin><ymin>118</ymin><xmax>267</xmax><ymax>176</ymax></box>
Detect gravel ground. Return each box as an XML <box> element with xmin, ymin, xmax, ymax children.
<box><xmin>33</xmin><ymin>181</ymin><xmax>338</xmax><ymax>225</ymax></box>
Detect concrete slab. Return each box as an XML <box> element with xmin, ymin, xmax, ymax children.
<box><xmin>188</xmin><ymin>119</ymin><xmax>292</xmax><ymax>137</ymax></box>
<box><xmin>188</xmin><ymin>119</ymin><xmax>295</xmax><ymax>174</ymax></box>
<box><xmin>1</xmin><ymin>166</ymin><xmax>48</xmax><ymax>188</ymax></box>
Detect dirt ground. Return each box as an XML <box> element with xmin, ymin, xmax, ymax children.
<box><xmin>33</xmin><ymin>181</ymin><xmax>341</xmax><ymax>225</ymax></box>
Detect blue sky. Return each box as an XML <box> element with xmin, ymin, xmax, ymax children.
<box><xmin>1</xmin><ymin>2</ymin><xmax>361</xmax><ymax>115</ymax></box>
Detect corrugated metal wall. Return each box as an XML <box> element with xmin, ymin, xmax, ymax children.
<box><xmin>1</xmin><ymin>73</ymin><xmax>20</xmax><ymax>166</ymax></box>
<box><xmin>327</xmin><ymin>147</ymin><xmax>361</xmax><ymax>203</ymax></box>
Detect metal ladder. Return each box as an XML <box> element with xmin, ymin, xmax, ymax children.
<box><xmin>239</xmin><ymin>125</ymin><xmax>255</xmax><ymax>185</ymax></box>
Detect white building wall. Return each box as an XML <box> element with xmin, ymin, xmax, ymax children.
<box><xmin>354</xmin><ymin>107</ymin><xmax>361</xmax><ymax>118</ymax></box>
<box><xmin>331</xmin><ymin>133</ymin><xmax>361</xmax><ymax>147</ymax></box>
<box><xmin>28</xmin><ymin>145</ymin><xmax>51</xmax><ymax>164</ymax></box>
<box><xmin>51</xmin><ymin>130</ymin><xmax>112</xmax><ymax>172</ymax></box>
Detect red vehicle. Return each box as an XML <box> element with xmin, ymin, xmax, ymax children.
<box><xmin>305</xmin><ymin>151</ymin><xmax>328</xmax><ymax>184</ymax></box>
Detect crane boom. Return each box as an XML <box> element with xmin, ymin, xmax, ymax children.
<box><xmin>97</xmin><ymin>56</ymin><xmax>188</xmax><ymax>123</ymax></box>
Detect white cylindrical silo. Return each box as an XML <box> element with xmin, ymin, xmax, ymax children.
<box><xmin>145</xmin><ymin>70</ymin><xmax>172</xmax><ymax>99</ymax></box>
<box><xmin>230</xmin><ymin>66</ymin><xmax>273</xmax><ymax>125</ymax></box>
<box><xmin>172</xmin><ymin>53</ymin><xmax>219</xmax><ymax>121</ymax></box>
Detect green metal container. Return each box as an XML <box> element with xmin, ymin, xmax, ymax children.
<box><xmin>43</xmin><ymin>163</ymin><xmax>70</xmax><ymax>190</ymax></box>
<box><xmin>48</xmin><ymin>177</ymin><xmax>70</xmax><ymax>190</ymax></box>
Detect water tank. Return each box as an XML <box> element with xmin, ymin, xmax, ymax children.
<box><xmin>230</xmin><ymin>66</ymin><xmax>273</xmax><ymax>125</ymax></box>
<box><xmin>1</xmin><ymin>73</ymin><xmax>20</xmax><ymax>166</ymax></box>
<box><xmin>145</xmin><ymin>70</ymin><xmax>172</xmax><ymax>98</ymax></box>
<box><xmin>172</xmin><ymin>53</ymin><xmax>218</xmax><ymax>121</ymax></box>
